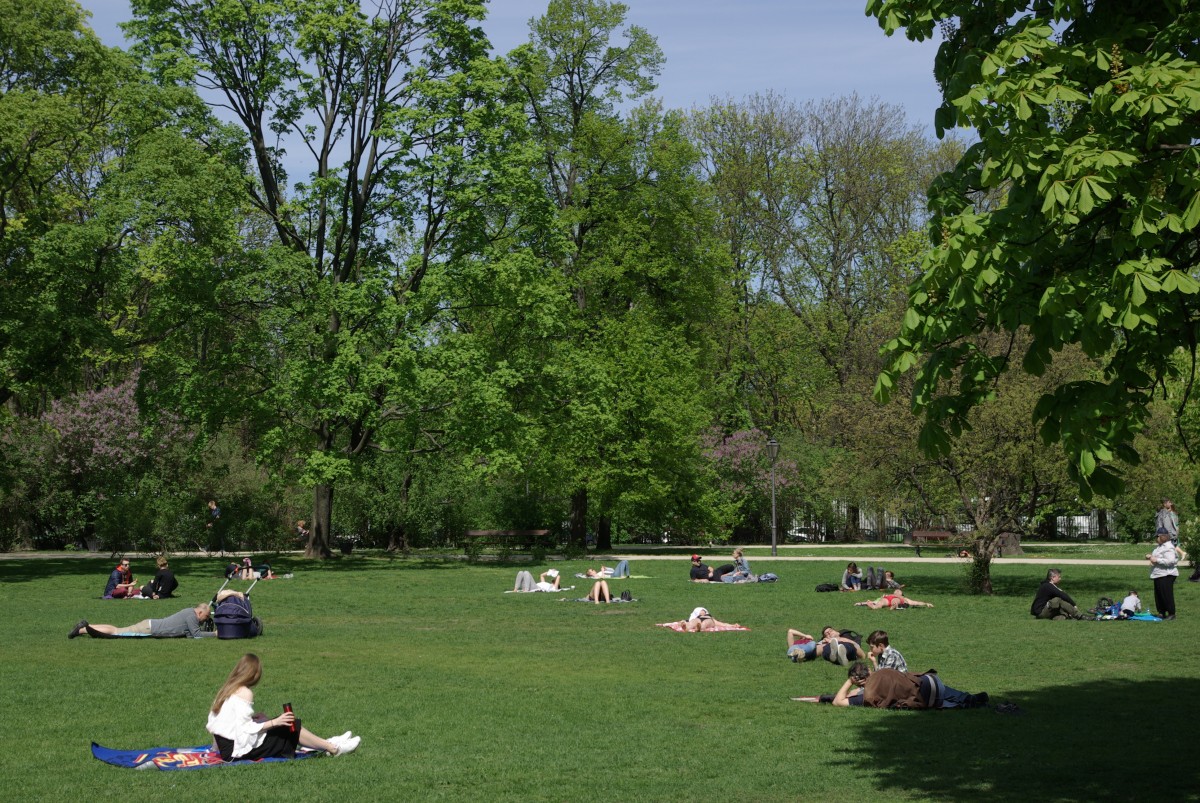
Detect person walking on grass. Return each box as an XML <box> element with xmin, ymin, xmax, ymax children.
<box><xmin>1030</xmin><ymin>568</ymin><xmax>1090</xmax><ymax>620</ymax></box>
<box><xmin>1156</xmin><ymin>498</ymin><xmax>1180</xmax><ymax>546</ymax></box>
<box><xmin>207</xmin><ymin>653</ymin><xmax>359</xmax><ymax>761</ymax></box>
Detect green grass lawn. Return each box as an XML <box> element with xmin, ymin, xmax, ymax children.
<box><xmin>2</xmin><ymin>552</ymin><xmax>1196</xmax><ymax>801</ymax></box>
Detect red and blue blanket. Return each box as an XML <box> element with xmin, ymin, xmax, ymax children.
<box><xmin>91</xmin><ymin>742</ymin><xmax>323</xmax><ymax>770</ymax></box>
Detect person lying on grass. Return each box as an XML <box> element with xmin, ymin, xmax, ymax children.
<box><xmin>786</xmin><ymin>628</ymin><xmax>818</xmax><ymax>662</ymax></box>
<box><xmin>825</xmin><ymin>662</ymin><xmax>989</xmax><ymax>709</ymax></box>
<box><xmin>854</xmin><ymin>592</ymin><xmax>933</xmax><ymax>609</ymax></box>
<box><xmin>207</xmin><ymin>653</ymin><xmax>359</xmax><ymax>761</ymax></box>
<box><xmin>587</xmin><ymin>579</ymin><xmax>611</xmax><ymax>603</ymax></box>
<box><xmin>689</xmin><ymin>554</ymin><xmax>736</xmax><ymax>582</ymax></box>
<box><xmin>68</xmin><ymin>602</ymin><xmax>215</xmax><ymax>639</ymax></box>
<box><xmin>812</xmin><ymin>626</ymin><xmax>863</xmax><ymax>666</ymax></box>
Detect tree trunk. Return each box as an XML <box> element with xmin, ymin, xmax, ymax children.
<box><xmin>386</xmin><ymin>473</ymin><xmax>413</xmax><ymax>553</ymax></box>
<box><xmin>569</xmin><ymin>487</ymin><xmax>588</xmax><ymax>549</ymax></box>
<box><xmin>596</xmin><ymin>514</ymin><xmax>612</xmax><ymax>552</ymax></box>
<box><xmin>308</xmin><ymin>484</ymin><xmax>334</xmax><ymax>558</ymax></box>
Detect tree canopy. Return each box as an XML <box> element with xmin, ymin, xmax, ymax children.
<box><xmin>869</xmin><ymin>0</ymin><xmax>1200</xmax><ymax>503</ymax></box>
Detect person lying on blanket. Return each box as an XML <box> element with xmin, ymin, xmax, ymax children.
<box><xmin>68</xmin><ymin>603</ymin><xmax>216</xmax><ymax>639</ymax></box>
<box><xmin>683</xmin><ymin>607</ymin><xmax>741</xmax><ymax>631</ymax></box>
<box><xmin>207</xmin><ymin>653</ymin><xmax>359</xmax><ymax>761</ymax></box>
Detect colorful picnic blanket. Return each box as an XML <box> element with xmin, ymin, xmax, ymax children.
<box><xmin>91</xmin><ymin>742</ymin><xmax>322</xmax><ymax>770</ymax></box>
<box><xmin>656</xmin><ymin>621</ymin><xmax>750</xmax><ymax>632</ymax></box>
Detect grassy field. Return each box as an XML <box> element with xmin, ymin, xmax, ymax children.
<box><xmin>2</xmin><ymin>552</ymin><xmax>1196</xmax><ymax>801</ymax></box>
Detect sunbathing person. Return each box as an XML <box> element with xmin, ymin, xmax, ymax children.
<box><xmin>828</xmin><ymin>662</ymin><xmax>989</xmax><ymax>709</ymax></box>
<box><xmin>587</xmin><ymin>579</ymin><xmax>612</xmax><ymax>603</ymax></box>
<box><xmin>68</xmin><ymin>603</ymin><xmax>215</xmax><ymax>639</ymax></box>
<box><xmin>854</xmin><ymin>592</ymin><xmax>933</xmax><ymax>609</ymax></box>
<box><xmin>786</xmin><ymin>628</ymin><xmax>818</xmax><ymax>662</ymax></box>
<box><xmin>685</xmin><ymin>607</ymin><xmax>740</xmax><ymax>631</ymax></box>
<box><xmin>813</xmin><ymin>626</ymin><xmax>863</xmax><ymax>666</ymax></box>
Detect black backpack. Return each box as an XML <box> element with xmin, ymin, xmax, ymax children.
<box><xmin>839</xmin><ymin>629</ymin><xmax>863</xmax><ymax>645</ymax></box>
<box><xmin>815</xmin><ymin>583</ymin><xmax>838</xmax><ymax>592</ymax></box>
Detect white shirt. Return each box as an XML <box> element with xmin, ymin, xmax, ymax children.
<box><xmin>206</xmin><ymin>688</ymin><xmax>266</xmax><ymax>758</ymax></box>
<box><xmin>1120</xmin><ymin>593</ymin><xmax>1141</xmax><ymax>613</ymax></box>
<box><xmin>1150</xmin><ymin>542</ymin><xmax>1180</xmax><ymax>579</ymax></box>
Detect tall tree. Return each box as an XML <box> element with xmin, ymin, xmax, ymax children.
<box><xmin>869</xmin><ymin>1</ymin><xmax>1200</xmax><ymax>503</ymax></box>
<box><xmin>128</xmin><ymin>0</ymin><xmax>536</xmax><ymax>556</ymax></box>
<box><xmin>509</xmin><ymin>0</ymin><xmax>722</xmax><ymax>549</ymax></box>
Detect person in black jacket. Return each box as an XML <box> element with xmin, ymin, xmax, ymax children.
<box><xmin>141</xmin><ymin>556</ymin><xmax>179</xmax><ymax>599</ymax></box>
<box><xmin>1030</xmin><ymin>568</ymin><xmax>1089</xmax><ymax>620</ymax></box>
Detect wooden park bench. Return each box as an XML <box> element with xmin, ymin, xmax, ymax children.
<box><xmin>461</xmin><ymin>529</ymin><xmax>553</xmax><ymax>552</ymax></box>
<box><xmin>908</xmin><ymin>530</ymin><xmax>956</xmax><ymax>545</ymax></box>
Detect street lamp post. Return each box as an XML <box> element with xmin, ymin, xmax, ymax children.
<box><xmin>767</xmin><ymin>438</ymin><xmax>780</xmax><ymax>557</ymax></box>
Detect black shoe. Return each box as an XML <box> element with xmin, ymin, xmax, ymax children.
<box><xmin>68</xmin><ymin>619</ymin><xmax>88</xmax><ymax>639</ymax></box>
<box><xmin>968</xmin><ymin>692</ymin><xmax>990</xmax><ymax>708</ymax></box>
<box><xmin>1163</xmin><ymin>614</ymin><xmax>1176</xmax><ymax>620</ymax></box>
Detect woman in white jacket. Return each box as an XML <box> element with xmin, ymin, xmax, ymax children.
<box><xmin>1147</xmin><ymin>534</ymin><xmax>1187</xmax><ymax>620</ymax></box>
<box><xmin>206</xmin><ymin>654</ymin><xmax>360</xmax><ymax>761</ymax></box>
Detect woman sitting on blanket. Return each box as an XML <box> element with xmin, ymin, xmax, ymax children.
<box><xmin>723</xmin><ymin>548</ymin><xmax>752</xmax><ymax>582</ymax></box>
<box><xmin>854</xmin><ymin>592</ymin><xmax>934</xmax><ymax>609</ymax></box>
<box><xmin>207</xmin><ymin>654</ymin><xmax>360</xmax><ymax>761</ymax></box>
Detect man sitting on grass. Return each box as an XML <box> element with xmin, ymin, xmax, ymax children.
<box><xmin>828</xmin><ymin>662</ymin><xmax>989</xmax><ymax>709</ymax></box>
<box><xmin>68</xmin><ymin>602</ymin><xmax>215</xmax><ymax>639</ymax></box>
<box><xmin>1030</xmin><ymin>568</ymin><xmax>1090</xmax><ymax>620</ymax></box>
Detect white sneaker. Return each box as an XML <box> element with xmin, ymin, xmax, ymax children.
<box><xmin>335</xmin><ymin>736</ymin><xmax>360</xmax><ymax>756</ymax></box>
<box><xmin>336</xmin><ymin>731</ymin><xmax>352</xmax><ymax>742</ymax></box>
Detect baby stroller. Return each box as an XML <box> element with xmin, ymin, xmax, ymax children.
<box><xmin>203</xmin><ymin>575</ymin><xmax>263</xmax><ymax>638</ymax></box>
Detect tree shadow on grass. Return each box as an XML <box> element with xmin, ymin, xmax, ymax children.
<box><xmin>889</xmin><ymin>567</ymin><xmax>1137</xmax><ymax>600</ymax></box>
<box><xmin>835</xmin><ymin>678</ymin><xmax>1199</xmax><ymax>801</ymax></box>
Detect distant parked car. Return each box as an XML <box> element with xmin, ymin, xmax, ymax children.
<box><xmin>786</xmin><ymin>525</ymin><xmax>826</xmax><ymax>543</ymax></box>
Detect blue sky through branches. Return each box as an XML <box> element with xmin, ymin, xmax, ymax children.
<box><xmin>77</xmin><ymin>0</ymin><xmax>943</xmax><ymax>129</ymax></box>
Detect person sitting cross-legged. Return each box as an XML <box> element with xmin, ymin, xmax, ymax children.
<box><xmin>1030</xmin><ymin>568</ymin><xmax>1090</xmax><ymax>620</ymax></box>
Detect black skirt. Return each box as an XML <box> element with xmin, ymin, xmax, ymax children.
<box><xmin>216</xmin><ymin>719</ymin><xmax>302</xmax><ymax>761</ymax></box>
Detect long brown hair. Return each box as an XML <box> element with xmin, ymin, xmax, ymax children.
<box><xmin>211</xmin><ymin>654</ymin><xmax>262</xmax><ymax>714</ymax></box>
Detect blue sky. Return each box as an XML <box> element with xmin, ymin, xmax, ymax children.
<box><xmin>77</xmin><ymin>0</ymin><xmax>944</xmax><ymax>131</ymax></box>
